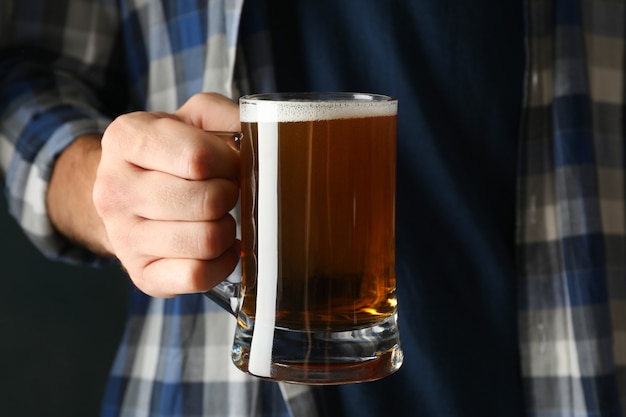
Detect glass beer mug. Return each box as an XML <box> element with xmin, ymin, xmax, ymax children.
<box><xmin>206</xmin><ymin>92</ymin><xmax>403</xmax><ymax>384</ymax></box>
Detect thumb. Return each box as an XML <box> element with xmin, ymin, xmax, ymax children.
<box><xmin>174</xmin><ymin>93</ymin><xmax>241</xmax><ymax>132</ymax></box>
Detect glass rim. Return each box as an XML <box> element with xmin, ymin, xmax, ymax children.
<box><xmin>239</xmin><ymin>92</ymin><xmax>397</xmax><ymax>123</ymax></box>
<box><xmin>240</xmin><ymin>92</ymin><xmax>396</xmax><ymax>104</ymax></box>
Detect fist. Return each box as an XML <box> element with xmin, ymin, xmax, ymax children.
<box><xmin>93</xmin><ymin>93</ymin><xmax>241</xmax><ymax>297</ymax></box>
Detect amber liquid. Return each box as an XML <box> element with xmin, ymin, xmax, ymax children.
<box><xmin>240</xmin><ymin>115</ymin><xmax>397</xmax><ymax>331</ymax></box>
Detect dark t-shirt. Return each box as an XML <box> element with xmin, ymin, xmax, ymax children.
<box><xmin>266</xmin><ymin>2</ymin><xmax>525</xmax><ymax>415</ymax></box>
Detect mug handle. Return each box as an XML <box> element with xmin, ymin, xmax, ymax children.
<box><xmin>205</xmin><ymin>276</ymin><xmax>240</xmax><ymax>316</ymax></box>
<box><xmin>202</xmin><ymin>131</ymin><xmax>243</xmax><ymax>317</ymax></box>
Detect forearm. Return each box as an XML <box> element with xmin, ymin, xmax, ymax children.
<box><xmin>0</xmin><ymin>0</ymin><xmax>124</xmax><ymax>263</ymax></box>
<box><xmin>47</xmin><ymin>134</ymin><xmax>113</xmax><ymax>257</ymax></box>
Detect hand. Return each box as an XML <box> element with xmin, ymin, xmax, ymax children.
<box><xmin>93</xmin><ymin>93</ymin><xmax>241</xmax><ymax>297</ymax></box>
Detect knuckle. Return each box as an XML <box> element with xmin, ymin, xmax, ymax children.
<box><xmin>197</xmin><ymin>218</ymin><xmax>235</xmax><ymax>258</ymax></box>
<box><xmin>200</xmin><ymin>180</ymin><xmax>238</xmax><ymax>219</ymax></box>
<box><xmin>196</xmin><ymin>223</ymin><xmax>221</xmax><ymax>257</ymax></box>
<box><xmin>150</xmin><ymin>114</ymin><xmax>179</xmax><ymax>133</ymax></box>
<box><xmin>92</xmin><ymin>173</ymin><xmax>125</xmax><ymax>217</ymax></box>
<box><xmin>185</xmin><ymin>144</ymin><xmax>213</xmax><ymax>179</ymax></box>
<box><xmin>102</xmin><ymin>113</ymin><xmax>136</xmax><ymax>150</ymax></box>
<box><xmin>186</xmin><ymin>268</ymin><xmax>211</xmax><ymax>293</ymax></box>
<box><xmin>103</xmin><ymin>111</ymin><xmax>170</xmax><ymax>159</ymax></box>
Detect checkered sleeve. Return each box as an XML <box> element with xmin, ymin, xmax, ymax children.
<box><xmin>101</xmin><ymin>293</ymin><xmax>297</xmax><ymax>417</ymax></box>
<box><xmin>517</xmin><ymin>0</ymin><xmax>626</xmax><ymax>415</ymax></box>
<box><xmin>0</xmin><ymin>0</ymin><xmax>125</xmax><ymax>264</ymax></box>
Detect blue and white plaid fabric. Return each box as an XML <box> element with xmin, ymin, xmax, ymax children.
<box><xmin>0</xmin><ymin>1</ymin><xmax>315</xmax><ymax>416</ymax></box>
<box><xmin>1</xmin><ymin>0</ymin><xmax>625</xmax><ymax>416</ymax></box>
<box><xmin>518</xmin><ymin>0</ymin><xmax>626</xmax><ymax>415</ymax></box>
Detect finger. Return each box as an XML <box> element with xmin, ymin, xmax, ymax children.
<box><xmin>101</xmin><ymin>113</ymin><xmax>240</xmax><ymax>180</ymax></box>
<box><xmin>137</xmin><ymin>244</ymin><xmax>241</xmax><ymax>298</ymax></box>
<box><xmin>129</xmin><ymin>171</ymin><xmax>239</xmax><ymax>221</ymax></box>
<box><xmin>113</xmin><ymin>215</ymin><xmax>237</xmax><ymax>261</ymax></box>
<box><xmin>174</xmin><ymin>93</ymin><xmax>241</xmax><ymax>133</ymax></box>
<box><xmin>94</xmin><ymin>143</ymin><xmax>239</xmax><ymax>223</ymax></box>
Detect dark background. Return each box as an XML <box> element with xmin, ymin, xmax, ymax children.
<box><xmin>0</xmin><ymin>194</ymin><xmax>130</xmax><ymax>417</ymax></box>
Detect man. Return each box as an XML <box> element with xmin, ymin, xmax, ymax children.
<box><xmin>1</xmin><ymin>1</ymin><xmax>624</xmax><ymax>416</ymax></box>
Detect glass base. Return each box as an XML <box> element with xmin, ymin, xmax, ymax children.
<box><xmin>231</xmin><ymin>312</ymin><xmax>403</xmax><ymax>384</ymax></box>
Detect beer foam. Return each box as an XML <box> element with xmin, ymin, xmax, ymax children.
<box><xmin>240</xmin><ymin>94</ymin><xmax>397</xmax><ymax>123</ymax></box>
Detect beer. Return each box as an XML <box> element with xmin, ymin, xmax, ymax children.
<box><xmin>239</xmin><ymin>97</ymin><xmax>397</xmax><ymax>331</ymax></box>
<box><xmin>232</xmin><ymin>93</ymin><xmax>402</xmax><ymax>383</ymax></box>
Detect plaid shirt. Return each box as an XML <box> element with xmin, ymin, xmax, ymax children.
<box><xmin>0</xmin><ymin>1</ymin><xmax>625</xmax><ymax>416</ymax></box>
<box><xmin>518</xmin><ymin>1</ymin><xmax>626</xmax><ymax>415</ymax></box>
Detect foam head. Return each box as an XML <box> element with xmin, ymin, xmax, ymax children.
<box><xmin>240</xmin><ymin>92</ymin><xmax>397</xmax><ymax>123</ymax></box>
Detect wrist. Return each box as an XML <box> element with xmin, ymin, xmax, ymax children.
<box><xmin>47</xmin><ymin>134</ymin><xmax>114</xmax><ymax>256</ymax></box>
